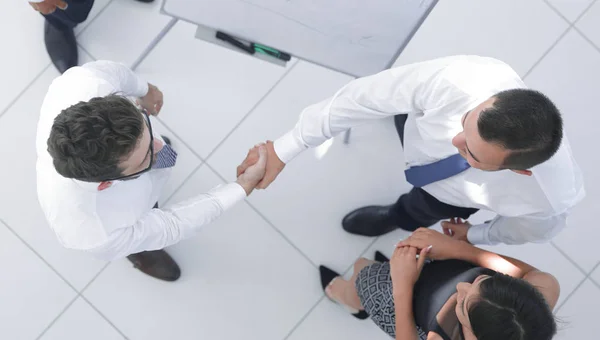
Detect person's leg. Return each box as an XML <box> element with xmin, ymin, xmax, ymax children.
<box><xmin>325</xmin><ymin>258</ymin><xmax>374</xmax><ymax>310</ymax></box>
<box><xmin>126</xmin><ymin>200</ymin><xmax>181</xmax><ymax>282</ymax></box>
<box><xmin>43</xmin><ymin>0</ymin><xmax>94</xmax><ymax>73</ymax></box>
<box><xmin>390</xmin><ymin>187</ymin><xmax>479</xmax><ymax>231</ymax></box>
<box><xmin>342</xmin><ymin>114</ymin><xmax>478</xmax><ymax>236</ymax></box>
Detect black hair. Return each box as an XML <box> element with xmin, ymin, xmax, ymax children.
<box><xmin>469</xmin><ymin>273</ymin><xmax>556</xmax><ymax>340</ymax></box>
<box><xmin>47</xmin><ymin>95</ymin><xmax>144</xmax><ymax>182</ymax></box>
<box><xmin>477</xmin><ymin>89</ymin><xmax>563</xmax><ymax>170</ymax></box>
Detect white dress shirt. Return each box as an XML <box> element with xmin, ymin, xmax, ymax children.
<box><xmin>274</xmin><ymin>55</ymin><xmax>585</xmax><ymax>245</ymax></box>
<box><xmin>36</xmin><ymin>61</ymin><xmax>247</xmax><ymax>261</ymax></box>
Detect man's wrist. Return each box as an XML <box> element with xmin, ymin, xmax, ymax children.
<box><xmin>235</xmin><ymin>179</ymin><xmax>255</xmax><ymax>196</ymax></box>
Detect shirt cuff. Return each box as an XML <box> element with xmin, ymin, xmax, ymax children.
<box><xmin>467</xmin><ymin>222</ymin><xmax>492</xmax><ymax>245</ymax></box>
<box><xmin>209</xmin><ymin>182</ymin><xmax>247</xmax><ymax>211</ymax></box>
<box><xmin>273</xmin><ymin>130</ymin><xmax>308</xmax><ymax>164</ymax></box>
<box><xmin>133</xmin><ymin>80</ymin><xmax>149</xmax><ymax>99</ymax></box>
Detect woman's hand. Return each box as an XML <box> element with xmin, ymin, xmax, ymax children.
<box><xmin>390</xmin><ymin>246</ymin><xmax>430</xmax><ymax>295</ymax></box>
<box><xmin>396</xmin><ymin>227</ymin><xmax>467</xmax><ymax>261</ymax></box>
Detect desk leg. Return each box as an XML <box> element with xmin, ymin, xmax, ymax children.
<box><xmin>343</xmin><ymin>129</ymin><xmax>351</xmax><ymax>144</ymax></box>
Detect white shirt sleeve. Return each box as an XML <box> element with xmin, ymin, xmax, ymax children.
<box><xmin>467</xmin><ymin>213</ymin><xmax>567</xmax><ymax>245</ymax></box>
<box><xmin>87</xmin><ymin>183</ymin><xmax>247</xmax><ymax>261</ymax></box>
<box><xmin>81</xmin><ymin>60</ymin><xmax>149</xmax><ymax>98</ymax></box>
<box><xmin>273</xmin><ymin>58</ymin><xmax>453</xmax><ymax>163</ymax></box>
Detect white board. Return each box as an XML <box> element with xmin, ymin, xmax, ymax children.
<box><xmin>162</xmin><ymin>0</ymin><xmax>437</xmax><ymax>77</ymax></box>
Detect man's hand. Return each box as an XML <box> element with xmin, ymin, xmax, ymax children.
<box><xmin>236</xmin><ymin>141</ymin><xmax>284</xmax><ymax>189</ymax></box>
<box><xmin>441</xmin><ymin>218</ymin><xmax>471</xmax><ymax>243</ymax></box>
<box><xmin>29</xmin><ymin>0</ymin><xmax>67</xmax><ymax>15</ymax></box>
<box><xmin>236</xmin><ymin>144</ymin><xmax>268</xmax><ymax>195</ymax></box>
<box><xmin>137</xmin><ymin>83</ymin><xmax>163</xmax><ymax>116</ymax></box>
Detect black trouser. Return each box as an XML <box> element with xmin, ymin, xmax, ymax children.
<box><xmin>43</xmin><ymin>0</ymin><xmax>94</xmax><ymax>31</ymax></box>
<box><xmin>390</xmin><ymin>114</ymin><xmax>478</xmax><ymax>231</ymax></box>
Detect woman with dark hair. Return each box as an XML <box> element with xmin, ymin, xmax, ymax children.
<box><xmin>320</xmin><ymin>225</ymin><xmax>559</xmax><ymax>340</ymax></box>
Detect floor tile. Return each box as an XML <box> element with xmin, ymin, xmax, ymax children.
<box><xmin>150</xmin><ymin>117</ymin><xmax>203</xmax><ymax>205</ymax></box>
<box><xmin>84</xmin><ymin>166</ymin><xmax>321</xmax><ymax>340</ymax></box>
<box><xmin>39</xmin><ymin>297</ymin><xmax>124</xmax><ymax>340</ymax></box>
<box><xmin>0</xmin><ymin>221</ymin><xmax>76</xmax><ymax>340</ymax></box>
<box><xmin>134</xmin><ymin>21</ymin><xmax>293</xmax><ymax>158</ymax></box>
<box><xmin>0</xmin><ymin>3</ymin><xmax>51</xmax><ymax>114</ymax></box>
<box><xmin>555</xmin><ymin>279</ymin><xmax>600</xmax><ymax>338</ymax></box>
<box><xmin>526</xmin><ymin>29</ymin><xmax>600</xmax><ymax>272</ymax></box>
<box><xmin>0</xmin><ymin>52</ymin><xmax>107</xmax><ymax>291</ymax></box>
<box><xmin>576</xmin><ymin>0</ymin><xmax>600</xmax><ymax>48</ymax></box>
<box><xmin>393</xmin><ymin>0</ymin><xmax>568</xmax><ymax>76</ymax></box>
<box><xmin>74</xmin><ymin>0</ymin><xmax>113</xmax><ymax>36</ymax></box>
<box><xmin>546</xmin><ymin>0</ymin><xmax>595</xmax><ymax>22</ymax></box>
<box><xmin>78</xmin><ymin>0</ymin><xmax>171</xmax><ymax>64</ymax></box>
<box><xmin>209</xmin><ymin>61</ymin><xmax>408</xmax><ymax>270</ymax></box>
<box><xmin>287</xmin><ymin>298</ymin><xmax>390</xmax><ymax>340</ymax></box>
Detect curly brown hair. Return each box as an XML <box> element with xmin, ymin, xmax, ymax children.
<box><xmin>47</xmin><ymin>95</ymin><xmax>144</xmax><ymax>182</ymax></box>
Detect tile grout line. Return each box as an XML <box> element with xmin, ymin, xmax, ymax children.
<box><xmin>550</xmin><ymin>241</ymin><xmax>588</xmax><ymax>276</ymax></box>
<box><xmin>586</xmin><ymin>260</ymin><xmax>600</xmax><ymax>289</ymax></box>
<box><xmin>161</xmin><ymin>161</ymin><xmax>206</xmax><ymax>206</ymax></box>
<box><xmin>0</xmin><ymin>219</ymin><xmax>79</xmax><ymax>293</ymax></box>
<box><xmin>542</xmin><ymin>0</ymin><xmax>575</xmax><ymax>25</ymax></box>
<box><xmin>34</xmin><ymin>295</ymin><xmax>80</xmax><ymax>340</ymax></box>
<box><xmin>283</xmin><ymin>236</ymin><xmax>381</xmax><ymax>340</ymax></box>
<box><xmin>77</xmin><ymin>42</ymin><xmax>98</xmax><ymax>62</ymax></box>
<box><xmin>156</xmin><ymin>60</ymin><xmax>300</xmax><ymax>205</ymax></box>
<box><xmin>555</xmin><ymin>261</ymin><xmax>600</xmax><ymax>312</ymax></box>
<box><xmin>202</xmin><ymin>160</ymin><xmax>319</xmax><ymax>268</ymax></box>
<box><xmin>571</xmin><ymin>0</ymin><xmax>598</xmax><ymax>25</ymax></box>
<box><xmin>130</xmin><ymin>17</ymin><xmax>178</xmax><ymax>71</ymax></box>
<box><xmin>155</xmin><ymin>116</ymin><xmax>207</xmax><ymax>163</ymax></box>
<box><xmin>0</xmin><ymin>64</ymin><xmax>52</xmax><ymax>121</ymax></box>
<box><xmin>79</xmin><ymin>295</ymin><xmax>131</xmax><ymax>339</ymax></box>
<box><xmin>573</xmin><ymin>25</ymin><xmax>600</xmax><ymax>55</ymax></box>
<box><xmin>78</xmin><ymin>262</ymin><xmax>111</xmax><ymax>294</ymax></box>
<box><xmin>203</xmin><ymin>59</ymin><xmax>300</xmax><ymax>162</ymax></box>
<box><xmin>282</xmin><ymin>295</ymin><xmax>326</xmax><ymax>340</ymax></box>
<box><xmin>75</xmin><ymin>0</ymin><xmax>117</xmax><ymax>38</ymax></box>
<box><xmin>522</xmin><ymin>26</ymin><xmax>571</xmax><ymax>80</ymax></box>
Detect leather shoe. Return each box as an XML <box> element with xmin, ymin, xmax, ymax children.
<box><xmin>342</xmin><ymin>205</ymin><xmax>398</xmax><ymax>237</ymax></box>
<box><xmin>134</xmin><ymin>0</ymin><xmax>155</xmax><ymax>2</ymax></box>
<box><xmin>127</xmin><ymin>249</ymin><xmax>181</xmax><ymax>281</ymax></box>
<box><xmin>44</xmin><ymin>21</ymin><xmax>77</xmax><ymax>74</ymax></box>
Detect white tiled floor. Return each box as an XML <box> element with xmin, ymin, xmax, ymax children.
<box><xmin>2</xmin><ymin>0</ymin><xmax>598</xmax><ymax>339</ymax></box>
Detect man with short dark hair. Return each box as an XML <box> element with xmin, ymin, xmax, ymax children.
<box><xmin>238</xmin><ymin>55</ymin><xmax>585</xmax><ymax>245</ymax></box>
<box><xmin>36</xmin><ymin>60</ymin><xmax>267</xmax><ymax>281</ymax></box>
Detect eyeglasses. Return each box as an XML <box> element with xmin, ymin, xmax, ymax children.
<box><xmin>103</xmin><ymin>111</ymin><xmax>154</xmax><ymax>182</ymax></box>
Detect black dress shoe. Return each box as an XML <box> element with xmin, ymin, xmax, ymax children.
<box><xmin>319</xmin><ymin>266</ymin><xmax>369</xmax><ymax>320</ymax></box>
<box><xmin>342</xmin><ymin>205</ymin><xmax>398</xmax><ymax>237</ymax></box>
<box><xmin>127</xmin><ymin>249</ymin><xmax>181</xmax><ymax>281</ymax></box>
<box><xmin>44</xmin><ymin>21</ymin><xmax>78</xmax><ymax>74</ymax></box>
<box><xmin>374</xmin><ymin>251</ymin><xmax>390</xmax><ymax>263</ymax></box>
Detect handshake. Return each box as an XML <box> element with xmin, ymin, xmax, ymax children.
<box><xmin>235</xmin><ymin>141</ymin><xmax>286</xmax><ymax>196</ymax></box>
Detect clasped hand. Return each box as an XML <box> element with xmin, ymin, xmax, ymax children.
<box><xmin>236</xmin><ymin>141</ymin><xmax>285</xmax><ymax>190</ymax></box>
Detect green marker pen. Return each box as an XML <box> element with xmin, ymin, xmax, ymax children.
<box><xmin>251</xmin><ymin>43</ymin><xmax>291</xmax><ymax>61</ymax></box>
